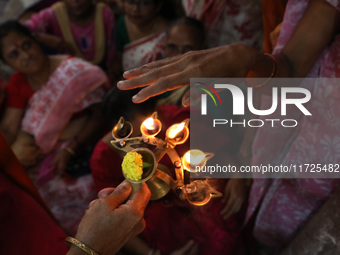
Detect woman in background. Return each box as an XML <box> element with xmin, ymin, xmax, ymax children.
<box><xmin>25</xmin><ymin>0</ymin><xmax>116</xmax><ymax>72</ymax></box>
<box><xmin>116</xmin><ymin>0</ymin><xmax>178</xmax><ymax>71</ymax></box>
<box><xmin>0</xmin><ymin>21</ymin><xmax>108</xmax><ymax>235</ymax></box>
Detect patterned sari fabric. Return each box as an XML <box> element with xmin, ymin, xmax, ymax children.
<box><xmin>182</xmin><ymin>0</ymin><xmax>263</xmax><ymax>49</ymax></box>
<box><xmin>248</xmin><ymin>0</ymin><xmax>340</xmax><ymax>249</ymax></box>
<box><xmin>122</xmin><ymin>32</ymin><xmax>166</xmax><ymax>71</ymax></box>
<box><xmin>22</xmin><ymin>57</ymin><xmax>106</xmax><ymax>153</ymax></box>
<box><xmin>19</xmin><ymin>57</ymin><xmax>107</xmax><ymax>235</ymax></box>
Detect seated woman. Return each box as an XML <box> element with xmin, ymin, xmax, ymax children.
<box><xmin>25</xmin><ymin>0</ymin><xmax>116</xmax><ymax>72</ymax></box>
<box><xmin>90</xmin><ymin>88</ymin><xmax>246</xmax><ymax>255</ymax></box>
<box><xmin>116</xmin><ymin>0</ymin><xmax>177</xmax><ymax>71</ymax></box>
<box><xmin>0</xmin><ymin>20</ymin><xmax>108</xmax><ymax>235</ymax></box>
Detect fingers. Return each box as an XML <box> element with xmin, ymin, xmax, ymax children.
<box><xmin>131</xmin><ymin>71</ymin><xmax>189</xmax><ymax>103</ymax></box>
<box><xmin>126</xmin><ymin>182</ymin><xmax>151</xmax><ymax>212</ymax></box>
<box><xmin>89</xmin><ymin>187</ymin><xmax>116</xmax><ymax>208</ymax></box>
<box><xmin>98</xmin><ymin>187</ymin><xmax>116</xmax><ymax>198</ymax></box>
<box><xmin>105</xmin><ymin>181</ymin><xmax>132</xmax><ymax>209</ymax></box>
<box><xmin>181</xmin><ymin>89</ymin><xmax>191</xmax><ymax>107</ymax></box>
<box><xmin>117</xmin><ymin>60</ymin><xmax>184</xmax><ymax>92</ymax></box>
<box><xmin>131</xmin><ymin>75</ymin><xmax>188</xmax><ymax>103</ymax></box>
<box><xmin>88</xmin><ymin>199</ymin><xmax>97</xmax><ymax>208</ymax></box>
<box><xmin>181</xmin><ymin>85</ymin><xmax>205</xmax><ymax>107</ymax></box>
<box><xmin>122</xmin><ymin>56</ymin><xmax>182</xmax><ymax>79</ymax></box>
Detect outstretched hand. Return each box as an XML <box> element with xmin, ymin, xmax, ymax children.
<box><xmin>68</xmin><ymin>182</ymin><xmax>151</xmax><ymax>255</ymax></box>
<box><xmin>117</xmin><ymin>44</ymin><xmax>257</xmax><ymax>106</ymax></box>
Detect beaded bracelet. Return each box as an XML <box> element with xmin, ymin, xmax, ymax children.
<box><xmin>66</xmin><ymin>237</ymin><xmax>100</xmax><ymax>255</ymax></box>
<box><xmin>253</xmin><ymin>53</ymin><xmax>278</xmax><ymax>89</ymax></box>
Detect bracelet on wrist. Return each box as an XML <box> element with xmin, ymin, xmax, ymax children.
<box><xmin>253</xmin><ymin>53</ymin><xmax>278</xmax><ymax>89</ymax></box>
<box><xmin>66</xmin><ymin>236</ymin><xmax>100</xmax><ymax>255</ymax></box>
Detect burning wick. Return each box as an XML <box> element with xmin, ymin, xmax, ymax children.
<box><xmin>182</xmin><ymin>149</ymin><xmax>206</xmax><ymax>172</ymax></box>
<box><xmin>167</xmin><ymin>123</ymin><xmax>185</xmax><ymax>141</ymax></box>
<box><xmin>143</xmin><ymin>117</ymin><xmax>159</xmax><ymax>134</ymax></box>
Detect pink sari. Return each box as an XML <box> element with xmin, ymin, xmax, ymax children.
<box><xmin>22</xmin><ymin>57</ymin><xmax>107</xmax><ymax>235</ymax></box>
<box><xmin>21</xmin><ymin>57</ymin><xmax>107</xmax><ymax>154</ymax></box>
<box><xmin>247</xmin><ymin>0</ymin><xmax>340</xmax><ymax>248</ymax></box>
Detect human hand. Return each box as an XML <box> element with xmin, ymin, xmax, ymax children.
<box><xmin>220</xmin><ymin>178</ymin><xmax>249</xmax><ymax>220</ymax></box>
<box><xmin>12</xmin><ymin>143</ymin><xmax>43</xmax><ymax>168</ymax></box>
<box><xmin>68</xmin><ymin>182</ymin><xmax>151</xmax><ymax>255</ymax></box>
<box><xmin>51</xmin><ymin>149</ymin><xmax>73</xmax><ymax>175</ymax></box>
<box><xmin>11</xmin><ymin>132</ymin><xmax>43</xmax><ymax>168</ymax></box>
<box><xmin>117</xmin><ymin>44</ymin><xmax>256</xmax><ymax>105</ymax></box>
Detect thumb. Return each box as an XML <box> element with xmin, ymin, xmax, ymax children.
<box><xmin>105</xmin><ymin>181</ymin><xmax>132</xmax><ymax>209</ymax></box>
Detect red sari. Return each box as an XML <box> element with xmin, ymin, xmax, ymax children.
<box><xmin>0</xmin><ymin>133</ymin><xmax>68</xmax><ymax>255</ymax></box>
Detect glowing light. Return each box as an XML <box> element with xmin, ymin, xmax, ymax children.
<box><xmin>182</xmin><ymin>150</ymin><xmax>206</xmax><ymax>172</ymax></box>
<box><xmin>143</xmin><ymin>117</ymin><xmax>157</xmax><ymax>131</ymax></box>
<box><xmin>141</xmin><ymin>116</ymin><xmax>162</xmax><ymax>137</ymax></box>
<box><xmin>168</xmin><ymin>123</ymin><xmax>185</xmax><ymax>139</ymax></box>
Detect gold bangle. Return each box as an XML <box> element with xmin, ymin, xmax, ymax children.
<box><xmin>66</xmin><ymin>237</ymin><xmax>100</xmax><ymax>255</ymax></box>
<box><xmin>253</xmin><ymin>53</ymin><xmax>278</xmax><ymax>89</ymax></box>
<box><xmin>64</xmin><ymin>147</ymin><xmax>76</xmax><ymax>156</ymax></box>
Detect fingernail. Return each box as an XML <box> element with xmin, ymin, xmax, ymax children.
<box><xmin>89</xmin><ymin>199</ymin><xmax>97</xmax><ymax>208</ymax></box>
<box><xmin>117</xmin><ymin>181</ymin><xmax>130</xmax><ymax>190</ymax></box>
<box><xmin>182</xmin><ymin>97</ymin><xmax>190</xmax><ymax>106</ymax></box>
<box><xmin>117</xmin><ymin>81</ymin><xmax>123</xmax><ymax>88</ymax></box>
<box><xmin>132</xmin><ymin>95</ymin><xmax>139</xmax><ymax>102</ymax></box>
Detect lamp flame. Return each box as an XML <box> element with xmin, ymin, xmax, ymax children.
<box><xmin>143</xmin><ymin>117</ymin><xmax>157</xmax><ymax>131</ymax></box>
<box><xmin>182</xmin><ymin>150</ymin><xmax>206</xmax><ymax>172</ymax></box>
<box><xmin>168</xmin><ymin>123</ymin><xmax>185</xmax><ymax>139</ymax></box>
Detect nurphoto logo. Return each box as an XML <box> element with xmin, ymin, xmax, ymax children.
<box><xmin>199</xmin><ymin>83</ymin><xmax>312</xmax><ymax>128</ymax></box>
